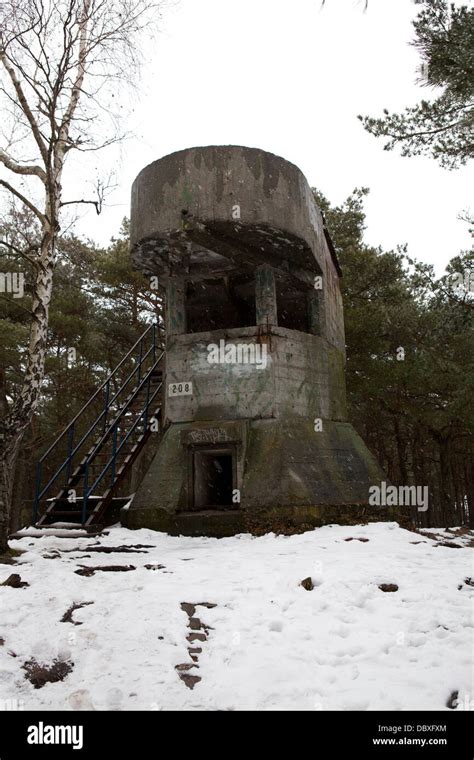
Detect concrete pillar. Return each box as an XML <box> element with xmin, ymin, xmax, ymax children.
<box><xmin>166</xmin><ymin>279</ymin><xmax>186</xmax><ymax>336</ymax></box>
<box><xmin>307</xmin><ymin>288</ymin><xmax>323</xmax><ymax>336</ymax></box>
<box><xmin>255</xmin><ymin>265</ymin><xmax>277</xmax><ymax>326</ymax></box>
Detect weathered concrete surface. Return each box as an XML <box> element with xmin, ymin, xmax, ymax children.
<box><xmin>131</xmin><ymin>146</ymin><xmax>327</xmax><ymax>271</ymax></box>
<box><xmin>162</xmin><ymin>325</ymin><xmax>346</xmax><ymax>424</ymax></box>
<box><xmin>130</xmin><ymin>145</ymin><xmax>345</xmax><ymax>354</ymax></box>
<box><xmin>123</xmin><ymin>146</ymin><xmax>391</xmax><ymax>536</ymax></box>
<box><xmin>122</xmin><ymin>505</ymin><xmax>409</xmax><ymax>537</ymax></box>
<box><xmin>242</xmin><ymin>419</ymin><xmax>384</xmax><ymax>507</ymax></box>
<box><xmin>122</xmin><ymin>418</ymin><xmax>388</xmax><ymax>528</ymax></box>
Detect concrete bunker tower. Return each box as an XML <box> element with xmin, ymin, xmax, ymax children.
<box><xmin>122</xmin><ymin>146</ymin><xmax>385</xmax><ymax>535</ymax></box>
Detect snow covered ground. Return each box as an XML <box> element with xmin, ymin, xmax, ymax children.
<box><xmin>1</xmin><ymin>522</ymin><xmax>472</xmax><ymax>711</ymax></box>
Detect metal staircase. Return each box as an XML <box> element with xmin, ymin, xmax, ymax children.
<box><xmin>33</xmin><ymin>323</ymin><xmax>165</xmax><ymax>530</ymax></box>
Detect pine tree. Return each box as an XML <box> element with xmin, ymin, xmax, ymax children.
<box><xmin>315</xmin><ymin>187</ymin><xmax>473</xmax><ymax>526</ymax></box>
<box><xmin>360</xmin><ymin>0</ymin><xmax>474</xmax><ymax>168</ymax></box>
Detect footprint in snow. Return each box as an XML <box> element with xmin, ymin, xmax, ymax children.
<box><xmin>105</xmin><ymin>688</ymin><xmax>124</xmax><ymax>710</ymax></box>
<box><xmin>269</xmin><ymin>620</ymin><xmax>284</xmax><ymax>632</ymax></box>
<box><xmin>331</xmin><ymin>625</ymin><xmax>350</xmax><ymax>639</ymax></box>
<box><xmin>68</xmin><ymin>689</ymin><xmax>95</xmax><ymax>710</ymax></box>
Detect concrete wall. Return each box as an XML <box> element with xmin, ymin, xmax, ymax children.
<box><xmin>123</xmin><ymin>146</ymin><xmax>388</xmax><ymax>536</ymax></box>
<box><xmin>164</xmin><ymin>325</ymin><xmax>347</xmax><ymax>425</ymax></box>
<box><xmin>130</xmin><ymin>145</ymin><xmax>346</xmax><ymax>355</ymax></box>
<box><xmin>130</xmin><ymin>146</ymin><xmax>328</xmax><ymax>269</ymax></box>
<box><xmin>126</xmin><ymin>417</ymin><xmax>387</xmax><ymax>526</ymax></box>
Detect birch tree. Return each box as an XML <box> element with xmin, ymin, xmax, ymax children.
<box><xmin>0</xmin><ymin>0</ymin><xmax>162</xmax><ymax>552</ymax></box>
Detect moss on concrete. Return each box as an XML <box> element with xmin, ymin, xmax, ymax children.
<box><xmin>122</xmin><ymin>502</ymin><xmax>412</xmax><ymax>537</ymax></box>
<box><xmin>124</xmin><ymin>416</ymin><xmax>393</xmax><ymax>536</ymax></box>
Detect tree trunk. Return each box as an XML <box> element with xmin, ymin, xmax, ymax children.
<box><xmin>0</xmin><ymin>430</ymin><xmax>23</xmax><ymax>552</ymax></box>
<box><xmin>393</xmin><ymin>416</ymin><xmax>408</xmax><ymax>484</ymax></box>
<box><xmin>11</xmin><ymin>430</ymin><xmax>36</xmax><ymax>534</ymax></box>
<box><xmin>465</xmin><ymin>456</ymin><xmax>474</xmax><ymax>529</ymax></box>
<box><xmin>438</xmin><ymin>435</ymin><xmax>455</xmax><ymax>528</ymax></box>
<box><xmin>0</xmin><ymin>229</ymin><xmax>54</xmax><ymax>552</ymax></box>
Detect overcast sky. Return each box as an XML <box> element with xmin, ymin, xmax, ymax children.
<box><xmin>70</xmin><ymin>0</ymin><xmax>472</xmax><ymax>274</ymax></box>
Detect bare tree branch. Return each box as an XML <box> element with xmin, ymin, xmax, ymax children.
<box><xmin>0</xmin><ymin>178</ymin><xmax>46</xmax><ymax>223</ymax></box>
<box><xmin>60</xmin><ymin>197</ymin><xmax>101</xmax><ymax>214</ymax></box>
<box><xmin>0</xmin><ymin>48</ymin><xmax>49</xmax><ymax>165</ymax></box>
<box><xmin>0</xmin><ymin>0</ymin><xmax>164</xmax><ymax>552</ymax></box>
<box><xmin>0</xmin><ymin>147</ymin><xmax>46</xmax><ymax>181</ymax></box>
<box><xmin>0</xmin><ymin>237</ymin><xmax>39</xmax><ymax>265</ymax></box>
<box><xmin>0</xmin><ymin>293</ymin><xmax>34</xmax><ymax>316</ymax></box>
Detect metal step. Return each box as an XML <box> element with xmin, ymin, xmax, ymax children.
<box><xmin>43</xmin><ymin>510</ymin><xmax>83</xmax><ymax>516</ymax></box>
<box><xmin>33</xmin><ymin>325</ymin><xmax>164</xmax><ymax>528</ymax></box>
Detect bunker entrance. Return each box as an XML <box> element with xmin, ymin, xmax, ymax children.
<box><xmin>193</xmin><ymin>448</ymin><xmax>234</xmax><ymax>509</ymax></box>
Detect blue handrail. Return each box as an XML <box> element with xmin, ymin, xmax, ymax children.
<box><xmin>33</xmin><ymin>322</ymin><xmax>164</xmax><ymax>524</ymax></box>
<box><xmin>80</xmin><ymin>373</ymin><xmax>163</xmax><ymax>522</ymax></box>
<box><xmin>79</xmin><ymin>356</ymin><xmax>163</xmax><ymax>519</ymax></box>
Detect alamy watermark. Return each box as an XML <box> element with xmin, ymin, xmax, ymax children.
<box><xmin>0</xmin><ymin>271</ymin><xmax>24</xmax><ymax>298</ymax></box>
<box><xmin>0</xmin><ymin>697</ymin><xmax>25</xmax><ymax>711</ymax></box>
<box><xmin>452</xmin><ymin>270</ymin><xmax>474</xmax><ymax>291</ymax></box>
<box><xmin>207</xmin><ymin>339</ymin><xmax>267</xmax><ymax>370</ymax></box>
<box><xmin>27</xmin><ymin>722</ymin><xmax>83</xmax><ymax>750</ymax></box>
<box><xmin>369</xmin><ymin>481</ymin><xmax>429</xmax><ymax>512</ymax></box>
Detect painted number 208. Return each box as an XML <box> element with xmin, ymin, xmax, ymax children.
<box><xmin>168</xmin><ymin>382</ymin><xmax>193</xmax><ymax>396</ymax></box>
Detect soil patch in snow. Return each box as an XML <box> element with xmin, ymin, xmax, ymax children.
<box><xmin>75</xmin><ymin>564</ymin><xmax>136</xmax><ymax>577</ymax></box>
<box><xmin>23</xmin><ymin>658</ymin><xmax>73</xmax><ymax>689</ymax></box>
<box><xmin>1</xmin><ymin>573</ymin><xmax>29</xmax><ymax>588</ymax></box>
<box><xmin>2</xmin><ymin>522</ymin><xmax>472</xmax><ymax>710</ymax></box>
<box><xmin>176</xmin><ymin>602</ymin><xmax>217</xmax><ymax>689</ymax></box>
<box><xmin>60</xmin><ymin>601</ymin><xmax>94</xmax><ymax>625</ymax></box>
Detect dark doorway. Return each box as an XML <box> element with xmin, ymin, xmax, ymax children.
<box><xmin>193</xmin><ymin>449</ymin><xmax>234</xmax><ymax>509</ymax></box>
